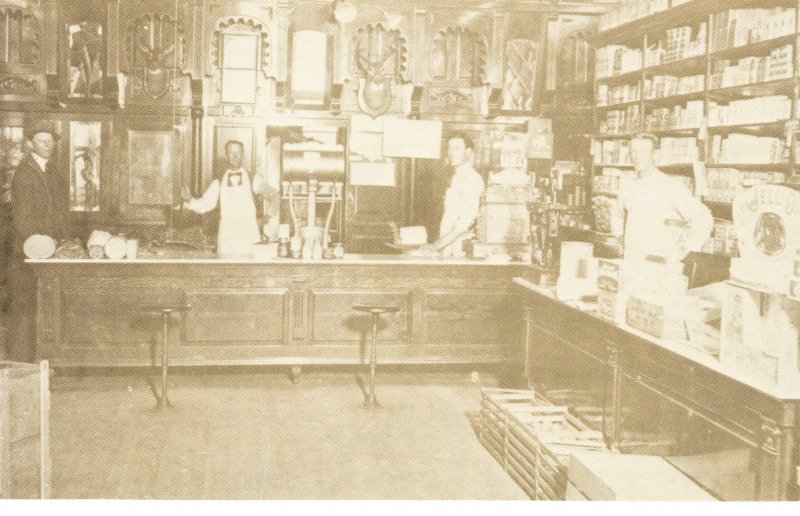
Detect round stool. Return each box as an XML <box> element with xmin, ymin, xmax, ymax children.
<box><xmin>141</xmin><ymin>303</ymin><xmax>191</xmax><ymax>408</ymax></box>
<box><xmin>352</xmin><ymin>303</ymin><xmax>400</xmax><ymax>409</ymax></box>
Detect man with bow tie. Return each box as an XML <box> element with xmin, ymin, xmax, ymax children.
<box><xmin>180</xmin><ymin>140</ymin><xmax>275</xmax><ymax>258</ymax></box>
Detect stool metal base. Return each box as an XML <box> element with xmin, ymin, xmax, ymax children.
<box><xmin>142</xmin><ymin>304</ymin><xmax>190</xmax><ymax>410</ymax></box>
<box><xmin>362</xmin><ymin>393</ymin><xmax>381</xmax><ymax>410</ymax></box>
<box><xmin>353</xmin><ymin>303</ymin><xmax>400</xmax><ymax>410</ymax></box>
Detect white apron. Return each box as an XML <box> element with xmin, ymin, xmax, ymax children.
<box><xmin>217</xmin><ymin>170</ymin><xmax>260</xmax><ymax>258</ymax></box>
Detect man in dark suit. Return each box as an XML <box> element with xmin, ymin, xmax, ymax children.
<box><xmin>4</xmin><ymin>120</ymin><xmax>68</xmax><ymax>362</ymax></box>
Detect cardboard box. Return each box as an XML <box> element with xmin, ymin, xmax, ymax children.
<box><xmin>720</xmin><ymin>282</ymin><xmax>800</xmax><ymax>388</ymax></box>
<box><xmin>0</xmin><ymin>361</ymin><xmax>50</xmax><ymax>499</ymax></box>
<box><xmin>567</xmin><ymin>451</ymin><xmax>716</xmax><ymax>500</ymax></box>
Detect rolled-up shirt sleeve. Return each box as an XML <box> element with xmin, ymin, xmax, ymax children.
<box><xmin>672</xmin><ymin>182</ymin><xmax>713</xmax><ymax>253</ymax></box>
<box><xmin>185</xmin><ymin>179</ymin><xmax>220</xmax><ymax>214</ymax></box>
<box><xmin>452</xmin><ymin>173</ymin><xmax>484</xmax><ymax>235</ymax></box>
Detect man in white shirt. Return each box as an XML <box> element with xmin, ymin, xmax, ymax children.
<box><xmin>180</xmin><ymin>140</ymin><xmax>277</xmax><ymax>258</ymax></box>
<box><xmin>611</xmin><ymin>132</ymin><xmax>712</xmax><ymax>264</ymax></box>
<box><xmin>419</xmin><ymin>133</ymin><xmax>484</xmax><ymax>258</ymax></box>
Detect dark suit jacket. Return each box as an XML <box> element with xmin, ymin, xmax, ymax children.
<box><xmin>10</xmin><ymin>154</ymin><xmax>69</xmax><ymax>258</ymax></box>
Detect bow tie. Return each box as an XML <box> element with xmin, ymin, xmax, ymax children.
<box><xmin>227</xmin><ymin>172</ymin><xmax>243</xmax><ymax>186</ymax></box>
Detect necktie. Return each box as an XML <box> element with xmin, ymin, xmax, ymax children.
<box><xmin>227</xmin><ymin>171</ymin><xmax>242</xmax><ymax>187</ymax></box>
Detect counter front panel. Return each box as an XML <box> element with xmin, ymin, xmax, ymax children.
<box><xmin>32</xmin><ymin>258</ymin><xmax>526</xmax><ymax>368</ymax></box>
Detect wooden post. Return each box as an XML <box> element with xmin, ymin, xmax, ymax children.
<box><xmin>0</xmin><ymin>367</ymin><xmax>10</xmax><ymax>497</ymax></box>
<box><xmin>39</xmin><ymin>360</ymin><xmax>51</xmax><ymax>499</ymax></box>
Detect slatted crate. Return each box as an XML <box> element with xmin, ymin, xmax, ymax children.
<box><xmin>0</xmin><ymin>360</ymin><xmax>51</xmax><ymax>499</ymax></box>
<box><xmin>479</xmin><ymin>387</ymin><xmax>607</xmax><ymax>500</ymax></box>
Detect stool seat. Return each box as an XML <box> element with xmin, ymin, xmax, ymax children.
<box><xmin>352</xmin><ymin>303</ymin><xmax>400</xmax><ymax>315</ymax></box>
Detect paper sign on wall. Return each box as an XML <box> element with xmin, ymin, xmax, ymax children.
<box><xmin>349</xmin><ymin>160</ymin><xmax>396</xmax><ymax>187</ymax></box>
<box><xmin>382</xmin><ymin>119</ymin><xmax>442</xmax><ymax>159</ymax></box>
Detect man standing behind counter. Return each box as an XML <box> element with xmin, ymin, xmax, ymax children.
<box><xmin>611</xmin><ymin>132</ymin><xmax>712</xmax><ymax>264</ymax></box>
<box><xmin>179</xmin><ymin>140</ymin><xmax>279</xmax><ymax>258</ymax></box>
<box><xmin>417</xmin><ymin>133</ymin><xmax>484</xmax><ymax>258</ymax></box>
<box><xmin>6</xmin><ymin>120</ymin><xmax>68</xmax><ymax>362</ymax></box>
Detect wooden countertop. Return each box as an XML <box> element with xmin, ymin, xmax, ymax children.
<box><xmin>27</xmin><ymin>254</ymin><xmax>526</xmax><ymax>267</ymax></box>
<box><xmin>513</xmin><ymin>276</ymin><xmax>800</xmax><ymax>401</ymax></box>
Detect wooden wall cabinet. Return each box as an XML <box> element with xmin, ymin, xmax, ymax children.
<box><xmin>0</xmin><ymin>0</ymin><xmax>57</xmax><ymax>108</ymax></box>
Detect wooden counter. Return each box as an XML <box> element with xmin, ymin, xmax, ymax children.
<box><xmin>513</xmin><ymin>277</ymin><xmax>800</xmax><ymax>501</ymax></box>
<box><xmin>29</xmin><ymin>256</ymin><xmax>527</xmax><ymax>370</ymax></box>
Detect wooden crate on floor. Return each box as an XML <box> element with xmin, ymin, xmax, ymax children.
<box><xmin>479</xmin><ymin>387</ymin><xmax>607</xmax><ymax>500</ymax></box>
<box><xmin>0</xmin><ymin>360</ymin><xmax>51</xmax><ymax>499</ymax></box>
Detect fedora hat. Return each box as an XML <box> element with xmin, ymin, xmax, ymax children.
<box><xmin>25</xmin><ymin>119</ymin><xmax>59</xmax><ymax>141</ymax></box>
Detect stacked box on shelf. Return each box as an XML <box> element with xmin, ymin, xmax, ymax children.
<box><xmin>646</xmin><ymin>24</ymin><xmax>706</xmax><ymax>67</ymax></box>
<box><xmin>593</xmin><ymin>167</ymin><xmax>632</xmax><ymax>196</ymax></box>
<box><xmin>708</xmin><ymin>96</ymin><xmax>791</xmax><ymax>126</ymax></box>
<box><xmin>644</xmin><ymin>74</ymin><xmax>704</xmax><ymax>99</ymax></box>
<box><xmin>710</xmin><ymin>134</ymin><xmax>786</xmax><ymax>165</ymax></box>
<box><xmin>597</xmin><ymin>82</ymin><xmax>641</xmax><ymax>106</ymax></box>
<box><xmin>657</xmin><ymin>137</ymin><xmax>699</xmax><ymax>164</ymax></box>
<box><xmin>593</xmin><ymin>139</ymin><xmax>631</xmax><ymax>166</ymax></box>
<box><xmin>479</xmin><ymin>388</ymin><xmax>607</xmax><ymax>500</ymax></box>
<box><xmin>711</xmin><ymin>8</ymin><xmax>795</xmax><ymax>51</ymax></box>
<box><xmin>710</xmin><ymin>45</ymin><xmax>793</xmax><ymax>89</ymax></box>
<box><xmin>596</xmin><ymin>45</ymin><xmax>642</xmax><ymax>78</ymax></box>
<box><xmin>599</xmin><ymin>0</ymin><xmax>669</xmax><ymax>32</ymax></box>
<box><xmin>645</xmin><ymin>100</ymin><xmax>703</xmax><ymax>131</ymax></box>
<box><xmin>599</xmin><ymin>105</ymin><xmax>642</xmax><ymax>134</ymax></box>
<box><xmin>705</xmin><ymin>167</ymin><xmax>787</xmax><ymax>203</ymax></box>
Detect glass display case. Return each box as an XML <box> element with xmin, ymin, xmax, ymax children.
<box><xmin>517</xmin><ymin>280</ymin><xmax>799</xmax><ymax>500</ymax></box>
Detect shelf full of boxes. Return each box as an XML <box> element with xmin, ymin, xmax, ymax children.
<box><xmin>589</xmin><ymin>0</ymin><xmax>800</xmax><ymax>394</ymax></box>
<box><xmin>592</xmin><ymin>0</ymin><xmax>800</xmax><ymax>262</ymax></box>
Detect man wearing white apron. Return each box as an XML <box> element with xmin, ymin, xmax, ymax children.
<box><xmin>419</xmin><ymin>133</ymin><xmax>484</xmax><ymax>258</ymax></box>
<box><xmin>181</xmin><ymin>140</ymin><xmax>263</xmax><ymax>258</ymax></box>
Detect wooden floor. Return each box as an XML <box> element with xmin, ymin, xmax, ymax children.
<box><xmin>48</xmin><ymin>367</ymin><xmax>528</xmax><ymax>499</ymax></box>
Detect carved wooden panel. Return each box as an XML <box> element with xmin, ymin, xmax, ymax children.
<box><xmin>0</xmin><ymin>5</ymin><xmax>41</xmax><ymax>70</ymax></box>
<box><xmin>502</xmin><ymin>39</ymin><xmax>540</xmax><ymax>111</ymax></box>
<box><xmin>59</xmin><ymin>287</ymin><xmax>180</xmax><ymax>347</ymax></box>
<box><xmin>349</xmin><ymin>22</ymin><xmax>407</xmax><ymax>117</ymax></box>
<box><xmin>422</xmin><ymin>289</ymin><xmax>508</xmax><ymax>345</ymax></box>
<box><xmin>183</xmin><ymin>288</ymin><xmax>290</xmax><ymax>345</ymax></box>
<box><xmin>66</xmin><ymin>21</ymin><xmax>105</xmax><ymax>99</ymax></box>
<box><xmin>429</xmin><ymin>26</ymin><xmax>486</xmax><ymax>86</ymax></box>
<box><xmin>114</xmin><ymin>117</ymin><xmax>191</xmax><ymax>224</ymax></box>
<box><xmin>0</xmin><ymin>2</ymin><xmax>48</xmax><ymax>101</ymax></box>
<box><xmin>123</xmin><ymin>14</ymin><xmax>187</xmax><ymax>101</ymax></box>
<box><xmin>206</xmin><ymin>10</ymin><xmax>273</xmax><ymax>114</ymax></box>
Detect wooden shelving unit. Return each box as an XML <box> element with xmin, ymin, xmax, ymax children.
<box><xmin>591</xmin><ymin>0</ymin><xmax>800</xmax><ymax>245</ymax></box>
